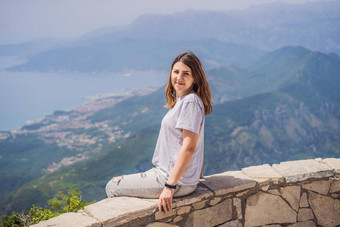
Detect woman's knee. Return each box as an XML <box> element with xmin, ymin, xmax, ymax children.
<box><xmin>105</xmin><ymin>176</ymin><xmax>123</xmax><ymax>198</ymax></box>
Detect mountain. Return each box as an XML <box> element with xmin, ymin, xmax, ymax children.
<box><xmin>7</xmin><ymin>39</ymin><xmax>264</xmax><ymax>72</ymax></box>
<box><xmin>0</xmin><ymin>38</ymin><xmax>63</xmax><ymax>57</ymax></box>
<box><xmin>1</xmin><ymin>46</ymin><xmax>339</xmax><ymax>215</ymax></box>
<box><xmin>5</xmin><ymin>1</ymin><xmax>340</xmax><ymax>72</ymax></box>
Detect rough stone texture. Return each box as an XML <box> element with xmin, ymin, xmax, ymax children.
<box><xmin>192</xmin><ymin>200</ymin><xmax>207</xmax><ymax>210</ymax></box>
<box><xmin>268</xmin><ymin>189</ymin><xmax>281</xmax><ymax>196</ymax></box>
<box><xmin>261</xmin><ymin>185</ymin><xmax>270</xmax><ymax>191</ymax></box>
<box><xmin>308</xmin><ymin>191</ymin><xmax>340</xmax><ymax>227</ymax></box>
<box><xmin>330</xmin><ymin>193</ymin><xmax>339</xmax><ymax>198</ymax></box>
<box><xmin>173</xmin><ymin>185</ymin><xmax>213</xmax><ymax>207</ymax></box>
<box><xmin>31</xmin><ymin>212</ymin><xmax>100</xmax><ymax>227</ymax></box>
<box><xmin>173</xmin><ymin>216</ymin><xmax>183</xmax><ymax>223</ymax></box>
<box><xmin>299</xmin><ymin>192</ymin><xmax>309</xmax><ymax>208</ymax></box>
<box><xmin>302</xmin><ymin>180</ymin><xmax>330</xmax><ymax>195</ymax></box>
<box><xmin>233</xmin><ymin>198</ymin><xmax>242</xmax><ymax>220</ymax></box>
<box><xmin>242</xmin><ymin>164</ymin><xmax>284</xmax><ymax>185</ymax></box>
<box><xmin>244</xmin><ymin>192</ymin><xmax>296</xmax><ymax>227</ymax></box>
<box><xmin>330</xmin><ymin>178</ymin><xmax>340</xmax><ymax>193</ymax></box>
<box><xmin>209</xmin><ymin>197</ymin><xmax>222</xmax><ymax>206</ymax></box>
<box><xmin>146</xmin><ymin>222</ymin><xmax>179</xmax><ymax>227</ymax></box>
<box><xmin>236</xmin><ymin>190</ymin><xmax>249</xmax><ymax>197</ymax></box>
<box><xmin>155</xmin><ymin>209</ymin><xmax>176</xmax><ymax>221</ymax></box>
<box><xmin>177</xmin><ymin>206</ymin><xmax>191</xmax><ymax>215</ymax></box>
<box><xmin>272</xmin><ymin>159</ymin><xmax>334</xmax><ymax>183</ymax></box>
<box><xmin>287</xmin><ymin>221</ymin><xmax>316</xmax><ymax>227</ymax></box>
<box><xmin>297</xmin><ymin>208</ymin><xmax>314</xmax><ymax>222</ymax></box>
<box><xmin>186</xmin><ymin>199</ymin><xmax>232</xmax><ymax>227</ymax></box>
<box><xmin>321</xmin><ymin>158</ymin><xmax>340</xmax><ymax>172</ymax></box>
<box><xmin>280</xmin><ymin>185</ymin><xmax>301</xmax><ymax>211</ymax></box>
<box><xmin>218</xmin><ymin>219</ymin><xmax>242</xmax><ymax>227</ymax></box>
<box><xmin>201</xmin><ymin>171</ymin><xmax>256</xmax><ymax>196</ymax></box>
<box><xmin>84</xmin><ymin>197</ymin><xmax>157</xmax><ymax>226</ymax></box>
<box><xmin>210</xmin><ymin>199</ymin><xmax>233</xmax><ymax>226</ymax></box>
<box><xmin>185</xmin><ymin>207</ymin><xmax>211</xmax><ymax>227</ymax></box>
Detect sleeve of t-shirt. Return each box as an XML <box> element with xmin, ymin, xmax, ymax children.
<box><xmin>175</xmin><ymin>101</ymin><xmax>204</xmax><ymax>135</ymax></box>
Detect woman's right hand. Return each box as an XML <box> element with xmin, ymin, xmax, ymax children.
<box><xmin>158</xmin><ymin>187</ymin><xmax>175</xmax><ymax>214</ymax></box>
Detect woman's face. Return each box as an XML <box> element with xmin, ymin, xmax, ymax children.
<box><xmin>171</xmin><ymin>61</ymin><xmax>194</xmax><ymax>98</ymax></box>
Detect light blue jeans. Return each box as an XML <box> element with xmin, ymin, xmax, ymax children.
<box><xmin>105</xmin><ymin>168</ymin><xmax>197</xmax><ymax>198</ymax></box>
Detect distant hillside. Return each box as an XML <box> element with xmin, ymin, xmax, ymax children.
<box><xmin>2</xmin><ymin>46</ymin><xmax>339</xmax><ymax>215</ymax></box>
<box><xmin>4</xmin><ymin>1</ymin><xmax>340</xmax><ymax>72</ymax></box>
<box><xmin>7</xmin><ymin>39</ymin><xmax>264</xmax><ymax>72</ymax></box>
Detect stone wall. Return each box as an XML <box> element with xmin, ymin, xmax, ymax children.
<box><xmin>33</xmin><ymin>158</ymin><xmax>340</xmax><ymax>227</ymax></box>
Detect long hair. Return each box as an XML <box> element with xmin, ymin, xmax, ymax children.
<box><xmin>164</xmin><ymin>52</ymin><xmax>213</xmax><ymax>115</ymax></box>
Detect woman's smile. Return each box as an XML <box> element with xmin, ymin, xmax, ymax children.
<box><xmin>171</xmin><ymin>61</ymin><xmax>194</xmax><ymax>97</ymax></box>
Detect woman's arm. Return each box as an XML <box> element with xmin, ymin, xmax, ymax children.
<box><xmin>158</xmin><ymin>129</ymin><xmax>198</xmax><ymax>214</ymax></box>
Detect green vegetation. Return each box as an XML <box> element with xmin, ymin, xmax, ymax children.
<box><xmin>0</xmin><ymin>187</ymin><xmax>94</xmax><ymax>227</ymax></box>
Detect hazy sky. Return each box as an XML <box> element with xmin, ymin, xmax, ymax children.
<box><xmin>0</xmin><ymin>0</ymin><xmax>324</xmax><ymax>45</ymax></box>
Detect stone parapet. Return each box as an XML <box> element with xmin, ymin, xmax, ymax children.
<box><xmin>32</xmin><ymin>158</ymin><xmax>340</xmax><ymax>227</ymax></box>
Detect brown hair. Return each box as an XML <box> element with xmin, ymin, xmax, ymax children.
<box><xmin>164</xmin><ymin>52</ymin><xmax>213</xmax><ymax>115</ymax></box>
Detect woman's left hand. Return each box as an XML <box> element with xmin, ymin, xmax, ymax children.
<box><xmin>158</xmin><ymin>187</ymin><xmax>175</xmax><ymax>214</ymax></box>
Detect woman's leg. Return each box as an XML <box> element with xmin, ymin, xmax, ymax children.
<box><xmin>105</xmin><ymin>168</ymin><xmax>167</xmax><ymax>199</ymax></box>
<box><xmin>105</xmin><ymin>168</ymin><xmax>198</xmax><ymax>199</ymax></box>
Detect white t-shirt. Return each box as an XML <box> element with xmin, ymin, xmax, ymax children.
<box><xmin>152</xmin><ymin>93</ymin><xmax>205</xmax><ymax>185</ymax></box>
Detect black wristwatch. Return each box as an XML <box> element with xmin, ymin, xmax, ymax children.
<box><xmin>165</xmin><ymin>182</ymin><xmax>177</xmax><ymax>189</ymax></box>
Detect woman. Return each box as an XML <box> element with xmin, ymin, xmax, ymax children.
<box><xmin>106</xmin><ymin>51</ymin><xmax>212</xmax><ymax>214</ymax></box>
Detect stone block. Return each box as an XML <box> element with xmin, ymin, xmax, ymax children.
<box><xmin>173</xmin><ymin>184</ymin><xmax>213</xmax><ymax>207</ymax></box>
<box><xmin>31</xmin><ymin>211</ymin><xmax>100</xmax><ymax>227</ymax></box>
<box><xmin>84</xmin><ymin>197</ymin><xmax>157</xmax><ymax>226</ymax></box>
<box><xmin>233</xmin><ymin>198</ymin><xmax>242</xmax><ymax>220</ymax></box>
<box><xmin>330</xmin><ymin>178</ymin><xmax>340</xmax><ymax>193</ymax></box>
<box><xmin>297</xmin><ymin>208</ymin><xmax>314</xmax><ymax>222</ymax></box>
<box><xmin>242</xmin><ymin>164</ymin><xmax>284</xmax><ymax>185</ymax></box>
<box><xmin>173</xmin><ymin>216</ymin><xmax>183</xmax><ymax>223</ymax></box>
<box><xmin>201</xmin><ymin>171</ymin><xmax>256</xmax><ymax>196</ymax></box>
<box><xmin>321</xmin><ymin>158</ymin><xmax>340</xmax><ymax>172</ymax></box>
<box><xmin>177</xmin><ymin>206</ymin><xmax>191</xmax><ymax>215</ymax></box>
<box><xmin>218</xmin><ymin>219</ymin><xmax>242</xmax><ymax>227</ymax></box>
<box><xmin>185</xmin><ymin>207</ymin><xmax>210</xmax><ymax>226</ymax></box>
<box><xmin>146</xmin><ymin>223</ymin><xmax>179</xmax><ymax>227</ymax></box>
<box><xmin>280</xmin><ymin>185</ymin><xmax>301</xmax><ymax>211</ymax></box>
<box><xmin>244</xmin><ymin>192</ymin><xmax>296</xmax><ymax>227</ymax></box>
<box><xmin>155</xmin><ymin>209</ymin><xmax>176</xmax><ymax>221</ymax></box>
<box><xmin>186</xmin><ymin>199</ymin><xmax>232</xmax><ymax>227</ymax></box>
<box><xmin>287</xmin><ymin>221</ymin><xmax>316</xmax><ymax>227</ymax></box>
<box><xmin>308</xmin><ymin>191</ymin><xmax>340</xmax><ymax>227</ymax></box>
<box><xmin>330</xmin><ymin>193</ymin><xmax>339</xmax><ymax>198</ymax></box>
<box><xmin>272</xmin><ymin>159</ymin><xmax>334</xmax><ymax>183</ymax></box>
<box><xmin>236</xmin><ymin>190</ymin><xmax>249</xmax><ymax>197</ymax></box>
<box><xmin>192</xmin><ymin>200</ymin><xmax>207</xmax><ymax>210</ymax></box>
<box><xmin>268</xmin><ymin>189</ymin><xmax>281</xmax><ymax>196</ymax></box>
<box><xmin>302</xmin><ymin>180</ymin><xmax>330</xmax><ymax>195</ymax></box>
<box><xmin>299</xmin><ymin>192</ymin><xmax>309</xmax><ymax>208</ymax></box>
<box><xmin>263</xmin><ymin>225</ymin><xmax>282</xmax><ymax>227</ymax></box>
<box><xmin>261</xmin><ymin>185</ymin><xmax>270</xmax><ymax>191</ymax></box>
<box><xmin>211</xmin><ymin>199</ymin><xmax>233</xmax><ymax>226</ymax></box>
<box><xmin>209</xmin><ymin>197</ymin><xmax>222</xmax><ymax>206</ymax></box>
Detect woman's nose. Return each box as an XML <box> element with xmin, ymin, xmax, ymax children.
<box><xmin>177</xmin><ymin>73</ymin><xmax>184</xmax><ymax>79</ymax></box>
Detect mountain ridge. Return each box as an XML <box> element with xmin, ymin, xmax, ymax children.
<box><xmin>3</xmin><ymin>1</ymin><xmax>340</xmax><ymax>73</ymax></box>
